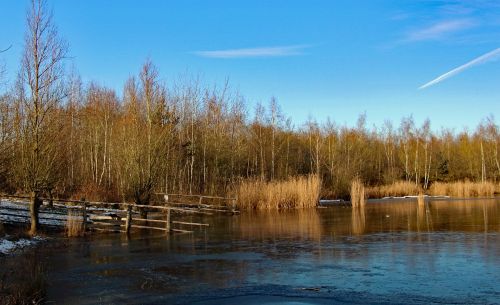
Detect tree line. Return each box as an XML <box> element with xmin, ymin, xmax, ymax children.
<box><xmin>0</xmin><ymin>1</ymin><xmax>499</xmax><ymax>233</ymax></box>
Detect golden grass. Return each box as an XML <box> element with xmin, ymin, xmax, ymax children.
<box><xmin>66</xmin><ymin>210</ymin><xmax>85</xmax><ymax>237</ymax></box>
<box><xmin>429</xmin><ymin>181</ymin><xmax>496</xmax><ymax>198</ymax></box>
<box><xmin>350</xmin><ymin>178</ymin><xmax>366</xmax><ymax>208</ymax></box>
<box><xmin>366</xmin><ymin>180</ymin><xmax>421</xmax><ymax>198</ymax></box>
<box><xmin>236</xmin><ymin>175</ymin><xmax>320</xmax><ymax>209</ymax></box>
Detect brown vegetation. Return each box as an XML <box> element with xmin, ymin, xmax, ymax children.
<box><xmin>66</xmin><ymin>210</ymin><xmax>85</xmax><ymax>237</ymax></box>
<box><xmin>236</xmin><ymin>175</ymin><xmax>320</xmax><ymax>209</ymax></box>
<box><xmin>366</xmin><ymin>180</ymin><xmax>421</xmax><ymax>198</ymax></box>
<box><xmin>350</xmin><ymin>178</ymin><xmax>366</xmax><ymax>208</ymax></box>
<box><xmin>429</xmin><ymin>181</ymin><xmax>496</xmax><ymax>198</ymax></box>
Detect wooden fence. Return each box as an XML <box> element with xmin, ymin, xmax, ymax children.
<box><xmin>0</xmin><ymin>193</ymin><xmax>238</xmax><ymax>235</ymax></box>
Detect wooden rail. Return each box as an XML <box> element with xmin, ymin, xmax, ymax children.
<box><xmin>1</xmin><ymin>194</ymin><xmax>212</xmax><ymax>236</ymax></box>
<box><xmin>157</xmin><ymin>193</ymin><xmax>239</xmax><ymax>215</ymax></box>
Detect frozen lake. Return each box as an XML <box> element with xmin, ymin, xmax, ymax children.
<box><xmin>40</xmin><ymin>198</ymin><xmax>500</xmax><ymax>304</ymax></box>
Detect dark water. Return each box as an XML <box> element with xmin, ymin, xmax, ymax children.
<box><xmin>43</xmin><ymin>199</ymin><xmax>500</xmax><ymax>304</ymax></box>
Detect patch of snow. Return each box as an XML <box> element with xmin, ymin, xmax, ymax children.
<box><xmin>0</xmin><ymin>235</ymin><xmax>44</xmax><ymax>255</ymax></box>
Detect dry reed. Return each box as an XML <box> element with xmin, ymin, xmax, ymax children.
<box><xmin>429</xmin><ymin>181</ymin><xmax>496</xmax><ymax>198</ymax></box>
<box><xmin>66</xmin><ymin>210</ymin><xmax>85</xmax><ymax>237</ymax></box>
<box><xmin>236</xmin><ymin>175</ymin><xmax>320</xmax><ymax>209</ymax></box>
<box><xmin>350</xmin><ymin>178</ymin><xmax>366</xmax><ymax>208</ymax></box>
<box><xmin>366</xmin><ymin>180</ymin><xmax>421</xmax><ymax>198</ymax></box>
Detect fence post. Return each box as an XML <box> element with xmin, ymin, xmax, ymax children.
<box><xmin>198</xmin><ymin>196</ymin><xmax>203</xmax><ymax>207</ymax></box>
<box><xmin>232</xmin><ymin>198</ymin><xmax>237</xmax><ymax>213</ymax></box>
<box><xmin>164</xmin><ymin>194</ymin><xmax>169</xmax><ymax>205</ymax></box>
<box><xmin>166</xmin><ymin>208</ymin><xmax>171</xmax><ymax>233</ymax></box>
<box><xmin>125</xmin><ymin>205</ymin><xmax>132</xmax><ymax>234</ymax></box>
<box><xmin>81</xmin><ymin>199</ymin><xmax>87</xmax><ymax>233</ymax></box>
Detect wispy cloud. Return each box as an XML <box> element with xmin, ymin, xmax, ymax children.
<box><xmin>405</xmin><ymin>19</ymin><xmax>476</xmax><ymax>42</ymax></box>
<box><xmin>419</xmin><ymin>47</ymin><xmax>500</xmax><ymax>89</ymax></box>
<box><xmin>193</xmin><ymin>45</ymin><xmax>310</xmax><ymax>59</ymax></box>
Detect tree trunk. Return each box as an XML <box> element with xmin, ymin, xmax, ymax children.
<box><xmin>29</xmin><ymin>190</ymin><xmax>42</xmax><ymax>235</ymax></box>
<box><xmin>136</xmin><ymin>192</ymin><xmax>150</xmax><ymax>220</ymax></box>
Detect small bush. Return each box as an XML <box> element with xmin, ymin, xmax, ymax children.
<box><xmin>71</xmin><ymin>183</ymin><xmax>121</xmax><ymax>203</ymax></box>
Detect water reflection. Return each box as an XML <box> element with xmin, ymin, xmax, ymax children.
<box><xmin>351</xmin><ymin>206</ymin><xmax>366</xmax><ymax>235</ymax></box>
<box><xmin>238</xmin><ymin>209</ymin><xmax>322</xmax><ymax>240</ymax></box>
<box><xmin>235</xmin><ymin>198</ymin><xmax>500</xmax><ymax>240</ymax></box>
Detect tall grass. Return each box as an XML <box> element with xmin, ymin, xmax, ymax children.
<box><xmin>236</xmin><ymin>175</ymin><xmax>320</xmax><ymax>209</ymax></box>
<box><xmin>429</xmin><ymin>181</ymin><xmax>496</xmax><ymax>198</ymax></box>
<box><xmin>366</xmin><ymin>180</ymin><xmax>421</xmax><ymax>198</ymax></box>
<box><xmin>350</xmin><ymin>178</ymin><xmax>366</xmax><ymax>208</ymax></box>
<box><xmin>66</xmin><ymin>210</ymin><xmax>85</xmax><ymax>237</ymax></box>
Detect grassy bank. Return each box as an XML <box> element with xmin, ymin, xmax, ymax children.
<box><xmin>236</xmin><ymin>175</ymin><xmax>320</xmax><ymax>209</ymax></box>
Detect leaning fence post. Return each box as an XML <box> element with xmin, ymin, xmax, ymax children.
<box><xmin>166</xmin><ymin>208</ymin><xmax>171</xmax><ymax>233</ymax></box>
<box><xmin>125</xmin><ymin>204</ymin><xmax>132</xmax><ymax>234</ymax></box>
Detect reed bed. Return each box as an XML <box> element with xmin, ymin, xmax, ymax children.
<box><xmin>350</xmin><ymin>178</ymin><xmax>366</xmax><ymax>208</ymax></box>
<box><xmin>66</xmin><ymin>210</ymin><xmax>85</xmax><ymax>237</ymax></box>
<box><xmin>236</xmin><ymin>175</ymin><xmax>320</xmax><ymax>209</ymax></box>
<box><xmin>366</xmin><ymin>180</ymin><xmax>421</xmax><ymax>198</ymax></box>
<box><xmin>429</xmin><ymin>181</ymin><xmax>496</xmax><ymax>198</ymax></box>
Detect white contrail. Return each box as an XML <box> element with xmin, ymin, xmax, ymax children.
<box><xmin>419</xmin><ymin>47</ymin><xmax>500</xmax><ymax>89</ymax></box>
<box><xmin>193</xmin><ymin>45</ymin><xmax>309</xmax><ymax>58</ymax></box>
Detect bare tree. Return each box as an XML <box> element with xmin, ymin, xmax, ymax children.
<box><xmin>18</xmin><ymin>0</ymin><xmax>67</xmax><ymax>234</ymax></box>
<box><xmin>116</xmin><ymin>61</ymin><xmax>169</xmax><ymax>218</ymax></box>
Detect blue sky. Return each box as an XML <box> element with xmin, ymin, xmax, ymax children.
<box><xmin>1</xmin><ymin>0</ymin><xmax>499</xmax><ymax>130</ymax></box>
